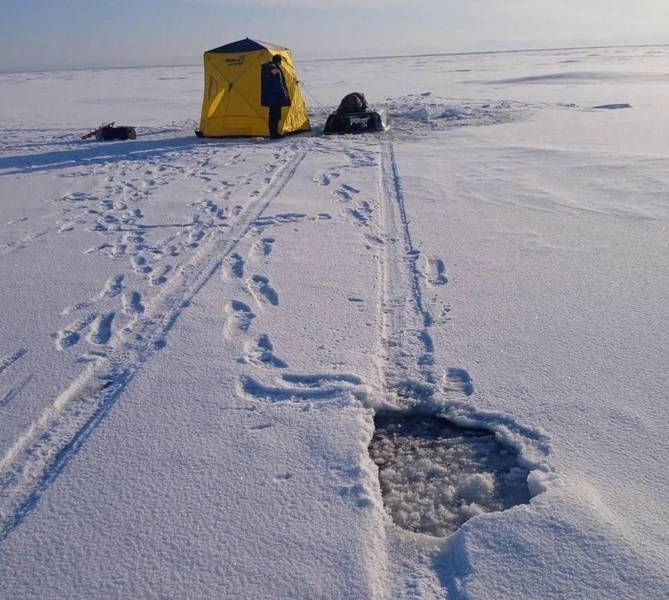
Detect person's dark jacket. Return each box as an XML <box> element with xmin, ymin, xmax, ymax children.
<box><xmin>261</xmin><ymin>62</ymin><xmax>291</xmax><ymax>108</ymax></box>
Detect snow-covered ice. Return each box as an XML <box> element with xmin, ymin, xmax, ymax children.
<box><xmin>1</xmin><ymin>45</ymin><xmax>668</xmax><ymax>598</ymax></box>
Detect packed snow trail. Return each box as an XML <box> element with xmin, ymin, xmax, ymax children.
<box><xmin>0</xmin><ymin>148</ymin><xmax>306</xmax><ymax>541</ymax></box>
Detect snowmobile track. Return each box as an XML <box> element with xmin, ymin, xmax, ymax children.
<box><xmin>0</xmin><ymin>149</ymin><xmax>307</xmax><ymax>543</ymax></box>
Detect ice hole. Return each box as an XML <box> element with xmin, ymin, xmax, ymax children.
<box><xmin>369</xmin><ymin>411</ymin><xmax>531</xmax><ymax>537</ymax></box>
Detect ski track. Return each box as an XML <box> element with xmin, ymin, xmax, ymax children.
<box><xmin>0</xmin><ymin>147</ymin><xmax>307</xmax><ymax>542</ymax></box>
<box><xmin>377</xmin><ymin>141</ymin><xmax>442</xmax><ymax>394</ymax></box>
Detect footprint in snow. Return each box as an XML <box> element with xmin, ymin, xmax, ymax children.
<box><xmin>241</xmin><ymin>334</ymin><xmax>288</xmax><ymax>369</ymax></box>
<box><xmin>122</xmin><ymin>292</ymin><xmax>145</xmax><ymax>315</ymax></box>
<box><xmin>240</xmin><ymin>375</ymin><xmax>359</xmax><ymax>403</ymax></box>
<box><xmin>314</xmin><ymin>170</ymin><xmax>340</xmax><ymax>186</ymax></box>
<box><xmin>334</xmin><ymin>184</ymin><xmax>360</xmax><ymax>202</ymax></box>
<box><xmin>185</xmin><ymin>228</ymin><xmax>205</xmax><ymax>248</ymax></box>
<box><xmin>61</xmin><ymin>275</ymin><xmax>125</xmax><ymax>315</ymax></box>
<box><xmin>222</xmin><ymin>253</ymin><xmax>245</xmax><ymax>281</ymax></box>
<box><xmin>100</xmin><ymin>275</ymin><xmax>125</xmax><ymax>298</ymax></box>
<box><xmin>86</xmin><ymin>312</ymin><xmax>116</xmax><ymax>346</ymax></box>
<box><xmin>282</xmin><ymin>373</ymin><xmax>363</xmax><ymax>387</ymax></box>
<box><xmin>150</xmin><ymin>265</ymin><xmax>172</xmax><ymax>286</ymax></box>
<box><xmin>348</xmin><ymin>202</ymin><xmax>373</xmax><ymax>227</ymax></box>
<box><xmin>248</xmin><ymin>275</ymin><xmax>279</xmax><ymax>307</ymax></box>
<box><xmin>54</xmin><ymin>314</ymin><xmax>97</xmax><ymax>350</ymax></box>
<box><xmin>132</xmin><ymin>255</ymin><xmax>153</xmax><ymax>275</ymax></box>
<box><xmin>249</xmin><ymin>237</ymin><xmax>275</xmax><ymax>261</ymax></box>
<box><xmin>425</xmin><ymin>258</ymin><xmax>448</xmax><ymax>286</ymax></box>
<box><xmin>224</xmin><ymin>300</ymin><xmax>256</xmax><ymax>338</ymax></box>
<box><xmin>106</xmin><ymin>243</ymin><xmax>128</xmax><ymax>259</ymax></box>
<box><xmin>443</xmin><ymin>367</ymin><xmax>474</xmax><ymax>396</ymax></box>
<box><xmin>124</xmin><ymin>230</ymin><xmax>146</xmax><ymax>250</ymax></box>
<box><xmin>239</xmin><ymin>371</ymin><xmax>364</xmax><ymax>404</ymax></box>
<box><xmin>252</xmin><ymin>213</ymin><xmax>306</xmax><ymax>229</ymax></box>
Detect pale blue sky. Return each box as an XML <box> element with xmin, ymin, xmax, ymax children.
<box><xmin>2</xmin><ymin>0</ymin><xmax>668</xmax><ymax>72</ymax></box>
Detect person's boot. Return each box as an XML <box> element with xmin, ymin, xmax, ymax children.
<box><xmin>269</xmin><ymin>127</ymin><xmax>284</xmax><ymax>139</ymax></box>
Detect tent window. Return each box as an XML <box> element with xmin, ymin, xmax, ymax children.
<box><xmin>209</xmin><ymin>78</ymin><xmax>219</xmax><ymax>98</ymax></box>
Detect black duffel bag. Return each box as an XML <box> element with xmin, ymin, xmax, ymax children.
<box><xmin>96</xmin><ymin>125</ymin><xmax>137</xmax><ymax>141</ymax></box>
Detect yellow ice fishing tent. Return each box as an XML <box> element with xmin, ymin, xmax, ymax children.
<box><xmin>197</xmin><ymin>38</ymin><xmax>311</xmax><ymax>138</ymax></box>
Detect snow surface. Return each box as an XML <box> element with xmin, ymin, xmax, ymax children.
<box><xmin>1</xmin><ymin>45</ymin><xmax>669</xmax><ymax>598</ymax></box>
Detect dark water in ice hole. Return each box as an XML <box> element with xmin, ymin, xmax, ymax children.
<box><xmin>369</xmin><ymin>412</ymin><xmax>531</xmax><ymax>537</ymax></box>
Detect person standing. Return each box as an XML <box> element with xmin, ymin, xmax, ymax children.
<box><xmin>260</xmin><ymin>54</ymin><xmax>291</xmax><ymax>139</ymax></box>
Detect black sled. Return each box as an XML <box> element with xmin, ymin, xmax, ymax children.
<box><xmin>324</xmin><ymin>110</ymin><xmax>389</xmax><ymax>135</ymax></box>
<box><xmin>81</xmin><ymin>122</ymin><xmax>136</xmax><ymax>141</ymax></box>
<box><xmin>324</xmin><ymin>92</ymin><xmax>389</xmax><ymax>135</ymax></box>
<box><xmin>96</xmin><ymin>124</ymin><xmax>136</xmax><ymax>141</ymax></box>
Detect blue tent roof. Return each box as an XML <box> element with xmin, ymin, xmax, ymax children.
<box><xmin>206</xmin><ymin>38</ymin><xmax>286</xmax><ymax>54</ymax></box>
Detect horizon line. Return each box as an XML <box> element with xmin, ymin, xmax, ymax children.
<box><xmin>2</xmin><ymin>42</ymin><xmax>667</xmax><ymax>76</ymax></box>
